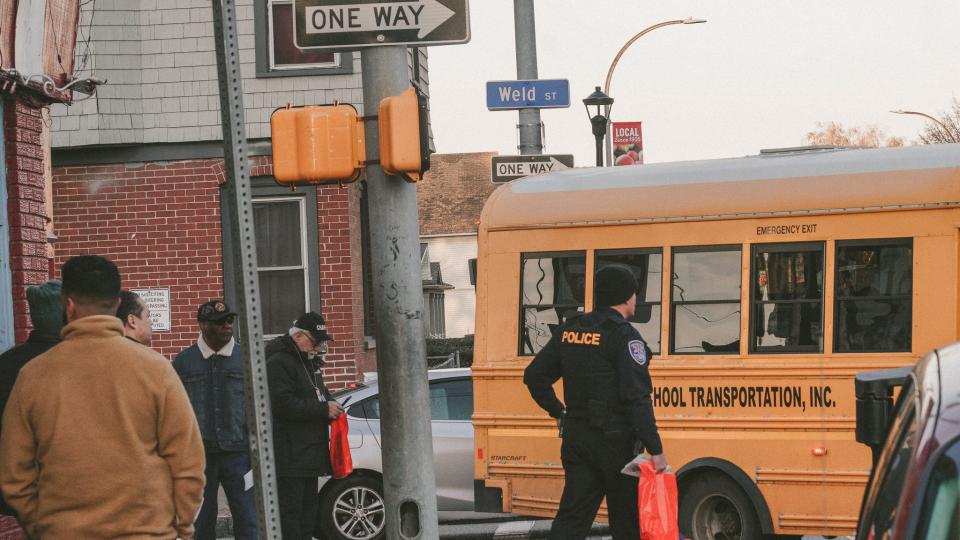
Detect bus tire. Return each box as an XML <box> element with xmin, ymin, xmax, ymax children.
<box><xmin>679</xmin><ymin>472</ymin><xmax>761</xmax><ymax>540</ymax></box>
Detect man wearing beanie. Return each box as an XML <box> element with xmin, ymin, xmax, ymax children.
<box><xmin>524</xmin><ymin>263</ymin><xmax>667</xmax><ymax>540</ymax></box>
<box><xmin>0</xmin><ymin>255</ymin><xmax>205</xmax><ymax>539</ymax></box>
<box><xmin>0</xmin><ymin>280</ymin><xmax>65</xmax><ymax>521</ymax></box>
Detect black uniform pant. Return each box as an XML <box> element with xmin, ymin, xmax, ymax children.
<box><xmin>549</xmin><ymin>420</ymin><xmax>639</xmax><ymax>540</ymax></box>
<box><xmin>278</xmin><ymin>476</ymin><xmax>320</xmax><ymax>540</ymax></box>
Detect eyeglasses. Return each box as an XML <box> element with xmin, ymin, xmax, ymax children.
<box><xmin>309</xmin><ymin>335</ymin><xmax>329</xmax><ymax>354</ymax></box>
<box><xmin>212</xmin><ymin>315</ymin><xmax>236</xmax><ymax>326</ymax></box>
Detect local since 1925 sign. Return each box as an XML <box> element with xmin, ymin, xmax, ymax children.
<box><xmin>612</xmin><ymin>121</ymin><xmax>643</xmax><ymax>166</ymax></box>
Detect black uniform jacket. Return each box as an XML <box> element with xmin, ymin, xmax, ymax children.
<box><xmin>523</xmin><ymin>307</ymin><xmax>663</xmax><ymax>455</ymax></box>
<box><xmin>266</xmin><ymin>335</ymin><xmax>334</xmax><ymax>477</ymax></box>
<box><xmin>0</xmin><ymin>330</ymin><xmax>61</xmax><ymax>515</ymax></box>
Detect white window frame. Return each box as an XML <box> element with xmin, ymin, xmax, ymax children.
<box><xmin>267</xmin><ymin>0</ymin><xmax>341</xmax><ymax>71</ymax></box>
<box><xmin>254</xmin><ymin>196</ymin><xmax>311</xmax><ymax>338</ymax></box>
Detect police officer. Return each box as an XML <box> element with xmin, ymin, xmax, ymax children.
<box><xmin>524</xmin><ymin>264</ymin><xmax>667</xmax><ymax>540</ymax></box>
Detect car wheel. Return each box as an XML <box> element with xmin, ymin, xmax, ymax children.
<box><xmin>317</xmin><ymin>475</ymin><xmax>386</xmax><ymax>540</ymax></box>
<box><xmin>679</xmin><ymin>473</ymin><xmax>761</xmax><ymax>540</ymax></box>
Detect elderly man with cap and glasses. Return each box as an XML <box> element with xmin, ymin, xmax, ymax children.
<box><xmin>173</xmin><ymin>300</ymin><xmax>258</xmax><ymax>540</ymax></box>
<box><xmin>266</xmin><ymin>312</ymin><xmax>344</xmax><ymax>539</ymax></box>
<box><xmin>524</xmin><ymin>264</ymin><xmax>668</xmax><ymax>540</ymax></box>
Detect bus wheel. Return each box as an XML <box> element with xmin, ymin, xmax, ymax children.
<box><xmin>679</xmin><ymin>473</ymin><xmax>761</xmax><ymax>540</ymax></box>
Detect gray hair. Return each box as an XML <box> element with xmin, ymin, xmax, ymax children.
<box><xmin>289</xmin><ymin>327</ymin><xmax>310</xmax><ymax>338</ymax></box>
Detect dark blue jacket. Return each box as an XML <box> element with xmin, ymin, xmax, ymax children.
<box><xmin>523</xmin><ymin>308</ymin><xmax>663</xmax><ymax>455</ymax></box>
<box><xmin>173</xmin><ymin>341</ymin><xmax>249</xmax><ymax>453</ymax></box>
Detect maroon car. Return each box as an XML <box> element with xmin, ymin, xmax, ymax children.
<box><xmin>854</xmin><ymin>344</ymin><xmax>960</xmax><ymax>540</ymax></box>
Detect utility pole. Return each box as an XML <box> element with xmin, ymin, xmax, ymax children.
<box><xmin>361</xmin><ymin>45</ymin><xmax>439</xmax><ymax>540</ymax></box>
<box><xmin>514</xmin><ymin>0</ymin><xmax>542</xmax><ymax>155</ymax></box>
<box><xmin>210</xmin><ymin>0</ymin><xmax>281</xmax><ymax>537</ymax></box>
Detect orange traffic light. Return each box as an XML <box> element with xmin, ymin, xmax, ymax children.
<box><xmin>378</xmin><ymin>87</ymin><xmax>431</xmax><ymax>182</ymax></box>
<box><xmin>271</xmin><ymin>104</ymin><xmax>366</xmax><ymax>185</ymax></box>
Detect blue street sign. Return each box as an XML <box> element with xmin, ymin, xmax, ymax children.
<box><xmin>485</xmin><ymin>79</ymin><xmax>570</xmax><ymax>110</ymax></box>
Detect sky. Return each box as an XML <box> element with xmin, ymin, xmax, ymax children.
<box><xmin>427</xmin><ymin>0</ymin><xmax>960</xmax><ymax>165</ymax></box>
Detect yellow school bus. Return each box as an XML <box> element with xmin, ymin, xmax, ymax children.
<box><xmin>471</xmin><ymin>144</ymin><xmax>960</xmax><ymax>539</ymax></box>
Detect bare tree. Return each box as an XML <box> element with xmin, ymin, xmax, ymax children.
<box><xmin>804</xmin><ymin>122</ymin><xmax>905</xmax><ymax>148</ymax></box>
<box><xmin>917</xmin><ymin>98</ymin><xmax>960</xmax><ymax>144</ymax></box>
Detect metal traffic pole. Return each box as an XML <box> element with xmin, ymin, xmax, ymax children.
<box><xmin>514</xmin><ymin>0</ymin><xmax>543</xmax><ymax>155</ymax></box>
<box><xmin>361</xmin><ymin>45</ymin><xmax>440</xmax><ymax>540</ymax></box>
<box><xmin>210</xmin><ymin>0</ymin><xmax>281</xmax><ymax>537</ymax></box>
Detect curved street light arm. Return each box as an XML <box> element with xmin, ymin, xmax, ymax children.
<box><xmin>890</xmin><ymin>109</ymin><xmax>956</xmax><ymax>142</ymax></box>
<box><xmin>603</xmin><ymin>18</ymin><xmax>705</xmax><ymax>96</ymax></box>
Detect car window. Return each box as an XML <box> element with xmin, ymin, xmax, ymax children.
<box><xmin>915</xmin><ymin>440</ymin><xmax>959</xmax><ymax>540</ymax></box>
<box><xmin>347</xmin><ymin>397</ymin><xmax>381</xmax><ymax>420</ymax></box>
<box><xmin>429</xmin><ymin>379</ymin><xmax>473</xmax><ymax>421</ymax></box>
<box><xmin>860</xmin><ymin>382</ymin><xmax>919</xmax><ymax>540</ymax></box>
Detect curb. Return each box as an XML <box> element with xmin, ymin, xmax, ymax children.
<box><xmin>217</xmin><ymin>515</ymin><xmax>610</xmax><ymax>539</ymax></box>
<box><xmin>439</xmin><ymin>519</ymin><xmax>610</xmax><ymax>539</ymax></box>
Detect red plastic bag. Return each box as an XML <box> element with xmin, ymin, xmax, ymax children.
<box><xmin>638</xmin><ymin>461</ymin><xmax>679</xmax><ymax>540</ymax></box>
<box><xmin>330</xmin><ymin>414</ymin><xmax>353</xmax><ymax>479</ymax></box>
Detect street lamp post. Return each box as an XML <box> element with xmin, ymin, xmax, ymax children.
<box><xmin>890</xmin><ymin>109</ymin><xmax>958</xmax><ymax>143</ymax></box>
<box><xmin>584</xmin><ymin>87</ymin><xmax>614</xmax><ymax>167</ymax></box>
<box><xmin>602</xmin><ymin>17</ymin><xmax>706</xmax><ymax>165</ymax></box>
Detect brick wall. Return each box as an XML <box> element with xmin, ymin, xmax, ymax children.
<box><xmin>52</xmin><ymin>157</ymin><xmax>368</xmax><ymax>387</ymax></box>
<box><xmin>4</xmin><ymin>97</ymin><xmax>50</xmax><ymax>344</ymax></box>
<box><xmin>52</xmin><ymin>159</ymin><xmax>225</xmax><ymax>357</ymax></box>
<box><xmin>418</xmin><ymin>152</ymin><xmax>500</xmax><ymax>236</ymax></box>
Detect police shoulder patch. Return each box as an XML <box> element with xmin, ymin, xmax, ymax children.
<box><xmin>627</xmin><ymin>340</ymin><xmax>647</xmax><ymax>366</ymax></box>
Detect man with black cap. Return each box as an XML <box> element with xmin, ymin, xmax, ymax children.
<box><xmin>266</xmin><ymin>311</ymin><xmax>344</xmax><ymax>539</ymax></box>
<box><xmin>524</xmin><ymin>264</ymin><xmax>668</xmax><ymax>540</ymax></box>
<box><xmin>173</xmin><ymin>300</ymin><xmax>258</xmax><ymax>540</ymax></box>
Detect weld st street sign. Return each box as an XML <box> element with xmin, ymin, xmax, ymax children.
<box><xmin>486</xmin><ymin>79</ymin><xmax>570</xmax><ymax>110</ymax></box>
<box><xmin>294</xmin><ymin>0</ymin><xmax>470</xmax><ymax>50</ymax></box>
<box><xmin>491</xmin><ymin>155</ymin><xmax>574</xmax><ymax>183</ymax></box>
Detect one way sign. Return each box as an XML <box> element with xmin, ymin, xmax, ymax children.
<box><xmin>491</xmin><ymin>155</ymin><xmax>574</xmax><ymax>183</ymax></box>
<box><xmin>294</xmin><ymin>0</ymin><xmax>470</xmax><ymax>50</ymax></box>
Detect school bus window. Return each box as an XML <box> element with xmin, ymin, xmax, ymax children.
<box><xmin>670</xmin><ymin>246</ymin><xmax>741</xmax><ymax>354</ymax></box>
<box><xmin>596</xmin><ymin>249</ymin><xmax>662</xmax><ymax>353</ymax></box>
<box><xmin>835</xmin><ymin>239</ymin><xmax>912</xmax><ymax>353</ymax></box>
<box><xmin>519</xmin><ymin>252</ymin><xmax>586</xmax><ymax>355</ymax></box>
<box><xmin>752</xmin><ymin>242</ymin><xmax>824</xmax><ymax>353</ymax></box>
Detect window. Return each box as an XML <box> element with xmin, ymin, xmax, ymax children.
<box><xmin>353</xmin><ymin>397</ymin><xmax>381</xmax><ymax>420</ymax></box>
<box><xmin>220</xmin><ymin>179</ymin><xmax>323</xmax><ymax>338</ymax></box>
<box><xmin>429</xmin><ymin>379</ymin><xmax>473</xmax><ymax>421</ymax></box>
<box><xmin>347</xmin><ymin>378</ymin><xmax>473</xmax><ymax>422</ymax></box>
<box><xmin>916</xmin><ymin>441</ymin><xmax>959</xmax><ymax>540</ymax></box>
<box><xmin>835</xmin><ymin>239</ymin><xmax>912</xmax><ymax>353</ymax></box>
<box><xmin>751</xmin><ymin>242</ymin><xmax>824</xmax><ymax>353</ymax></box>
<box><xmin>255</xmin><ymin>0</ymin><xmax>352</xmax><ymax>77</ymax></box>
<box><xmin>425</xmin><ymin>292</ymin><xmax>446</xmax><ymax>339</ymax></box>
<box><xmin>253</xmin><ymin>197</ymin><xmax>309</xmax><ymax>336</ymax></box>
<box><xmin>670</xmin><ymin>246</ymin><xmax>741</xmax><ymax>354</ymax></box>
<box><xmin>519</xmin><ymin>252</ymin><xmax>586</xmax><ymax>355</ymax></box>
<box><xmin>596</xmin><ymin>249</ymin><xmax>662</xmax><ymax>353</ymax></box>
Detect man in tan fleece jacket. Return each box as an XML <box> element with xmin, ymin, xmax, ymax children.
<box><xmin>0</xmin><ymin>255</ymin><xmax>206</xmax><ymax>539</ymax></box>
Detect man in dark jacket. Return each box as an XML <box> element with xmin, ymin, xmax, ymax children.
<box><xmin>0</xmin><ymin>280</ymin><xmax>64</xmax><ymax>521</ymax></box>
<box><xmin>173</xmin><ymin>300</ymin><xmax>257</xmax><ymax>540</ymax></box>
<box><xmin>524</xmin><ymin>264</ymin><xmax>668</xmax><ymax>540</ymax></box>
<box><xmin>266</xmin><ymin>311</ymin><xmax>344</xmax><ymax>540</ymax></box>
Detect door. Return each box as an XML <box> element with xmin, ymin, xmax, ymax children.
<box><xmin>429</xmin><ymin>378</ymin><xmax>474</xmax><ymax>510</ymax></box>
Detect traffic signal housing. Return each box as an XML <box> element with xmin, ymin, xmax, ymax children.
<box><xmin>378</xmin><ymin>87</ymin><xmax>431</xmax><ymax>182</ymax></box>
<box><xmin>271</xmin><ymin>103</ymin><xmax>366</xmax><ymax>185</ymax></box>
